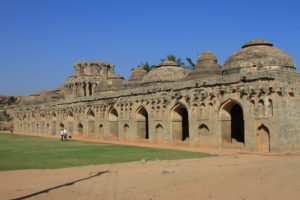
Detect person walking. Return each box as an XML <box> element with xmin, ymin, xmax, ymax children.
<box><xmin>60</xmin><ymin>129</ymin><xmax>64</xmax><ymax>141</ymax></box>
<box><xmin>63</xmin><ymin>128</ymin><xmax>67</xmax><ymax>141</ymax></box>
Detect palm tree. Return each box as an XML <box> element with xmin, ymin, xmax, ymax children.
<box><xmin>186</xmin><ymin>58</ymin><xmax>196</xmax><ymax>70</ymax></box>
<box><xmin>137</xmin><ymin>62</ymin><xmax>156</xmax><ymax>72</ymax></box>
<box><xmin>160</xmin><ymin>54</ymin><xmax>185</xmax><ymax>67</ymax></box>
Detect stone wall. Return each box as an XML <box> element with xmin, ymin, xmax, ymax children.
<box><xmin>13</xmin><ymin>70</ymin><xmax>300</xmax><ymax>153</ymax></box>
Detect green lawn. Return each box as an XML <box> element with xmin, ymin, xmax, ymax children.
<box><xmin>0</xmin><ymin>133</ymin><xmax>212</xmax><ymax>171</ymax></box>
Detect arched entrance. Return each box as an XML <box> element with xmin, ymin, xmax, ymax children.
<box><xmin>87</xmin><ymin>110</ymin><xmax>95</xmax><ymax>137</ymax></box>
<box><xmin>51</xmin><ymin>112</ymin><xmax>57</xmax><ymax>135</ymax></box>
<box><xmin>220</xmin><ymin>100</ymin><xmax>245</xmax><ymax>146</ymax></box>
<box><xmin>99</xmin><ymin>124</ymin><xmax>104</xmax><ymax>139</ymax></box>
<box><xmin>67</xmin><ymin>112</ymin><xmax>74</xmax><ymax>134</ymax></box>
<box><xmin>198</xmin><ymin>124</ymin><xmax>209</xmax><ymax>146</ymax></box>
<box><xmin>136</xmin><ymin>106</ymin><xmax>149</xmax><ymax>140</ymax></box>
<box><xmin>155</xmin><ymin>124</ymin><xmax>163</xmax><ymax>143</ymax></box>
<box><xmin>171</xmin><ymin>104</ymin><xmax>189</xmax><ymax>142</ymax></box>
<box><xmin>59</xmin><ymin>123</ymin><xmax>64</xmax><ymax>131</ymax></box>
<box><xmin>123</xmin><ymin>124</ymin><xmax>129</xmax><ymax>141</ymax></box>
<box><xmin>109</xmin><ymin>108</ymin><xmax>119</xmax><ymax>139</ymax></box>
<box><xmin>77</xmin><ymin>123</ymin><xmax>83</xmax><ymax>136</ymax></box>
<box><xmin>256</xmin><ymin>124</ymin><xmax>270</xmax><ymax>152</ymax></box>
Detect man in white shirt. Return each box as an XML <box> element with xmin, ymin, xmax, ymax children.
<box><xmin>60</xmin><ymin>129</ymin><xmax>64</xmax><ymax>141</ymax></box>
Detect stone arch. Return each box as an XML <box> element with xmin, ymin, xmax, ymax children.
<box><xmin>258</xmin><ymin>99</ymin><xmax>265</xmax><ymax>116</ymax></box>
<box><xmin>20</xmin><ymin>123</ymin><xmax>23</xmax><ymax>132</ymax></box>
<box><xmin>51</xmin><ymin>111</ymin><xmax>57</xmax><ymax>120</ymax></box>
<box><xmin>108</xmin><ymin>108</ymin><xmax>119</xmax><ymax>138</ymax></box>
<box><xmin>171</xmin><ymin>103</ymin><xmax>189</xmax><ymax>142</ymax></box>
<box><xmin>40</xmin><ymin>113</ymin><xmax>45</xmax><ymax>119</ymax></box>
<box><xmin>87</xmin><ymin>109</ymin><xmax>95</xmax><ymax>119</ymax></box>
<box><xmin>123</xmin><ymin>124</ymin><xmax>129</xmax><ymax>141</ymax></box>
<box><xmin>31</xmin><ymin>112</ymin><xmax>35</xmax><ymax>119</ymax></box>
<box><xmin>77</xmin><ymin>122</ymin><xmax>84</xmax><ymax>136</ymax></box>
<box><xmin>35</xmin><ymin>123</ymin><xmax>39</xmax><ymax>134</ymax></box>
<box><xmin>22</xmin><ymin>114</ymin><xmax>27</xmax><ymax>120</ymax></box>
<box><xmin>220</xmin><ymin>100</ymin><xmax>245</xmax><ymax>146</ymax></box>
<box><xmin>67</xmin><ymin>112</ymin><xmax>74</xmax><ymax>133</ymax></box>
<box><xmin>197</xmin><ymin>124</ymin><xmax>210</xmax><ymax>146</ymax></box>
<box><xmin>256</xmin><ymin>124</ymin><xmax>270</xmax><ymax>153</ymax></box>
<box><xmin>59</xmin><ymin>123</ymin><xmax>64</xmax><ymax>131</ymax></box>
<box><xmin>136</xmin><ymin>106</ymin><xmax>149</xmax><ymax>140</ymax></box>
<box><xmin>87</xmin><ymin>109</ymin><xmax>95</xmax><ymax>137</ymax></box>
<box><xmin>198</xmin><ymin>124</ymin><xmax>209</xmax><ymax>135</ymax></box>
<box><xmin>155</xmin><ymin>124</ymin><xmax>163</xmax><ymax>143</ymax></box>
<box><xmin>46</xmin><ymin>123</ymin><xmax>50</xmax><ymax>134</ymax></box>
<box><xmin>27</xmin><ymin>123</ymin><xmax>30</xmax><ymax>133</ymax></box>
<box><xmin>98</xmin><ymin>124</ymin><xmax>104</xmax><ymax>139</ymax></box>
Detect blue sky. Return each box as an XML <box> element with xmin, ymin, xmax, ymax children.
<box><xmin>1</xmin><ymin>0</ymin><xmax>299</xmax><ymax>96</ymax></box>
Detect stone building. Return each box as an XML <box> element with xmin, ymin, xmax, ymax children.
<box><xmin>13</xmin><ymin>40</ymin><xmax>300</xmax><ymax>153</ymax></box>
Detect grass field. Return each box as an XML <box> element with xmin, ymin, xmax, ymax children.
<box><xmin>0</xmin><ymin>133</ymin><xmax>212</xmax><ymax>171</ymax></box>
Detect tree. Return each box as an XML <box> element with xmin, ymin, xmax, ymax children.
<box><xmin>185</xmin><ymin>58</ymin><xmax>196</xmax><ymax>70</ymax></box>
<box><xmin>137</xmin><ymin>62</ymin><xmax>156</xmax><ymax>72</ymax></box>
<box><xmin>160</xmin><ymin>54</ymin><xmax>185</xmax><ymax>67</ymax></box>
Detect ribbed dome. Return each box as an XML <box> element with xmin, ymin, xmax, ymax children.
<box><xmin>142</xmin><ymin>61</ymin><xmax>188</xmax><ymax>83</ymax></box>
<box><xmin>129</xmin><ymin>67</ymin><xmax>147</xmax><ymax>81</ymax></box>
<box><xmin>186</xmin><ymin>51</ymin><xmax>221</xmax><ymax>80</ymax></box>
<box><xmin>223</xmin><ymin>40</ymin><xmax>296</xmax><ymax>75</ymax></box>
<box><xmin>197</xmin><ymin>51</ymin><xmax>217</xmax><ymax>63</ymax></box>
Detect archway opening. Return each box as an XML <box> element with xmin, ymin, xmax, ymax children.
<box><xmin>67</xmin><ymin>112</ymin><xmax>74</xmax><ymax>134</ymax></box>
<box><xmin>221</xmin><ymin>101</ymin><xmax>245</xmax><ymax>145</ymax></box>
<box><xmin>87</xmin><ymin>110</ymin><xmax>95</xmax><ymax>137</ymax></box>
<box><xmin>231</xmin><ymin>104</ymin><xmax>244</xmax><ymax>143</ymax></box>
<box><xmin>123</xmin><ymin>124</ymin><xmax>129</xmax><ymax>141</ymax></box>
<box><xmin>136</xmin><ymin>106</ymin><xmax>149</xmax><ymax>140</ymax></box>
<box><xmin>99</xmin><ymin>124</ymin><xmax>104</xmax><ymax>139</ymax></box>
<box><xmin>155</xmin><ymin>124</ymin><xmax>163</xmax><ymax>143</ymax></box>
<box><xmin>77</xmin><ymin>123</ymin><xmax>83</xmax><ymax>136</ymax></box>
<box><xmin>198</xmin><ymin>124</ymin><xmax>209</xmax><ymax>135</ymax></box>
<box><xmin>172</xmin><ymin>104</ymin><xmax>189</xmax><ymax>142</ymax></box>
<box><xmin>59</xmin><ymin>123</ymin><xmax>64</xmax><ymax>131</ymax></box>
<box><xmin>198</xmin><ymin>124</ymin><xmax>209</xmax><ymax>146</ymax></box>
<box><xmin>256</xmin><ymin>124</ymin><xmax>270</xmax><ymax>152</ymax></box>
<box><xmin>109</xmin><ymin>108</ymin><xmax>119</xmax><ymax>138</ymax></box>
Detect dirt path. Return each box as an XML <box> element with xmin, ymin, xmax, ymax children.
<box><xmin>1</xmin><ymin>154</ymin><xmax>300</xmax><ymax>200</ymax></box>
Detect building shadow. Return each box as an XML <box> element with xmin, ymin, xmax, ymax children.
<box><xmin>11</xmin><ymin>170</ymin><xmax>110</xmax><ymax>200</ymax></box>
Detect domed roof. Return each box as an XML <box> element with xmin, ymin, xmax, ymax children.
<box><xmin>142</xmin><ymin>61</ymin><xmax>188</xmax><ymax>83</ymax></box>
<box><xmin>186</xmin><ymin>51</ymin><xmax>221</xmax><ymax>80</ymax></box>
<box><xmin>223</xmin><ymin>40</ymin><xmax>296</xmax><ymax>75</ymax></box>
<box><xmin>129</xmin><ymin>67</ymin><xmax>147</xmax><ymax>81</ymax></box>
<box><xmin>197</xmin><ymin>51</ymin><xmax>217</xmax><ymax>63</ymax></box>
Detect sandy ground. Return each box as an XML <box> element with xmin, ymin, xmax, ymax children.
<box><xmin>1</xmin><ymin>132</ymin><xmax>300</xmax><ymax>200</ymax></box>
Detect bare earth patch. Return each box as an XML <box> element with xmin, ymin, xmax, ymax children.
<box><xmin>1</xmin><ymin>154</ymin><xmax>300</xmax><ymax>200</ymax></box>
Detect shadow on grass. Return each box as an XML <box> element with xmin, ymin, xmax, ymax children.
<box><xmin>11</xmin><ymin>170</ymin><xmax>109</xmax><ymax>200</ymax></box>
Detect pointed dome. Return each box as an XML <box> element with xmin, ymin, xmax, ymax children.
<box><xmin>223</xmin><ymin>40</ymin><xmax>296</xmax><ymax>75</ymax></box>
<box><xmin>142</xmin><ymin>61</ymin><xmax>188</xmax><ymax>83</ymax></box>
<box><xmin>186</xmin><ymin>51</ymin><xmax>221</xmax><ymax>80</ymax></box>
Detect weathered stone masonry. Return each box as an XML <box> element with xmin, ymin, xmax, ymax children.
<box><xmin>13</xmin><ymin>40</ymin><xmax>300</xmax><ymax>153</ymax></box>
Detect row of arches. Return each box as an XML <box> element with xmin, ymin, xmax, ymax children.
<box><xmin>16</xmin><ymin>100</ymin><xmax>271</xmax><ymax>152</ymax></box>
